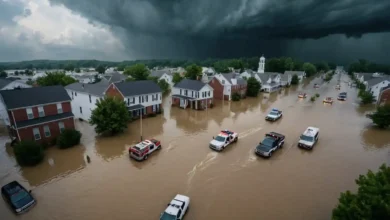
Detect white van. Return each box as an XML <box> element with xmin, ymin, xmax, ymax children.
<box><xmin>298</xmin><ymin>127</ymin><xmax>319</xmax><ymax>150</ymax></box>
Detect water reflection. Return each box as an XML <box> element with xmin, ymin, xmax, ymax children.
<box><xmin>95</xmin><ymin>115</ymin><xmax>165</xmax><ymax>161</ymax></box>
<box><xmin>169</xmin><ymin>107</ymin><xmax>210</xmax><ymax>133</ymax></box>
<box><xmin>20</xmin><ymin>145</ymin><xmax>86</xmax><ymax>187</ymax></box>
<box><xmin>361</xmin><ymin>127</ymin><xmax>390</xmax><ymax>150</ymax></box>
<box><xmin>355</xmin><ymin>104</ymin><xmax>376</xmax><ymax>116</ymax></box>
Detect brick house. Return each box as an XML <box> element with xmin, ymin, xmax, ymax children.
<box><xmin>172</xmin><ymin>79</ymin><xmax>214</xmax><ymax>110</ymax></box>
<box><xmin>378</xmin><ymin>85</ymin><xmax>390</xmax><ymax>105</ymax></box>
<box><xmin>104</xmin><ymin>80</ymin><xmax>162</xmax><ymax>118</ymax></box>
<box><xmin>209</xmin><ymin>73</ymin><xmax>247</xmax><ymax>100</ymax></box>
<box><xmin>0</xmin><ymin>86</ymin><xmax>75</xmax><ymax>144</ymax></box>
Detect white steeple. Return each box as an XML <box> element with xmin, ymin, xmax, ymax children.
<box><xmin>258</xmin><ymin>55</ymin><xmax>265</xmax><ymax>73</ymax></box>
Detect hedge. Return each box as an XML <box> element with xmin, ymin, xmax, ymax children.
<box><xmin>57</xmin><ymin>129</ymin><xmax>82</xmax><ymax>149</ymax></box>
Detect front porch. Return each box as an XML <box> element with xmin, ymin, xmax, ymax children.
<box><xmin>262</xmin><ymin>83</ymin><xmax>281</xmax><ymax>93</ymax></box>
<box><xmin>172</xmin><ymin>95</ymin><xmax>213</xmax><ymax>110</ymax></box>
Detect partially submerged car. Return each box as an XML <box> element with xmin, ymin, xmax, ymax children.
<box><xmin>209</xmin><ymin>129</ymin><xmax>238</xmax><ymax>151</ymax></box>
<box><xmin>323</xmin><ymin>97</ymin><xmax>333</xmax><ymax>104</ymax></box>
<box><xmin>160</xmin><ymin>194</ymin><xmax>190</xmax><ymax>220</ymax></box>
<box><xmin>1</xmin><ymin>181</ymin><xmax>36</xmax><ymax>214</ymax></box>
<box><xmin>255</xmin><ymin>132</ymin><xmax>285</xmax><ymax>158</ymax></box>
<box><xmin>265</xmin><ymin>108</ymin><xmax>283</xmax><ymax>121</ymax></box>
<box><xmin>298</xmin><ymin>127</ymin><xmax>320</xmax><ymax>150</ymax></box>
<box><xmin>129</xmin><ymin>139</ymin><xmax>161</xmax><ymax>161</ymax></box>
<box><xmin>298</xmin><ymin>92</ymin><xmax>307</xmax><ymax>98</ymax></box>
<box><xmin>337</xmin><ymin>92</ymin><xmax>347</xmax><ymax>101</ymax></box>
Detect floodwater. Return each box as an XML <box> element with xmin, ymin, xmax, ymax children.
<box><xmin>1</xmin><ymin>74</ymin><xmax>389</xmax><ymax>220</ymax></box>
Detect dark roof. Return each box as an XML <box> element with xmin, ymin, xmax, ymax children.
<box><xmin>65</xmin><ymin>81</ymin><xmax>110</xmax><ymax>96</ymax></box>
<box><xmin>16</xmin><ymin>112</ymin><xmax>74</xmax><ymax>128</ymax></box>
<box><xmin>285</xmin><ymin>71</ymin><xmax>305</xmax><ymax>76</ymax></box>
<box><xmin>174</xmin><ymin>79</ymin><xmax>206</xmax><ymax>91</ymax></box>
<box><xmin>127</xmin><ymin>104</ymin><xmax>145</xmax><ymax>111</ymax></box>
<box><xmin>221</xmin><ymin>73</ymin><xmax>247</xmax><ymax>86</ymax></box>
<box><xmin>0</xmin><ymin>78</ymin><xmax>14</xmax><ymax>89</ymax></box>
<box><xmin>113</xmin><ymin>80</ymin><xmax>161</xmax><ymax>97</ymax></box>
<box><xmin>0</xmin><ymin>86</ymin><xmax>71</xmax><ymax>109</ymax></box>
<box><xmin>366</xmin><ymin>77</ymin><xmax>390</xmax><ymax>87</ymax></box>
<box><xmin>106</xmin><ymin>72</ymin><xmax>127</xmax><ymax>83</ymax></box>
<box><xmin>150</xmin><ymin>70</ymin><xmax>170</xmax><ymax>78</ymax></box>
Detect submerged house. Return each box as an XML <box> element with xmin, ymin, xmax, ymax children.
<box><xmin>171</xmin><ymin>79</ymin><xmax>214</xmax><ymax>110</ymax></box>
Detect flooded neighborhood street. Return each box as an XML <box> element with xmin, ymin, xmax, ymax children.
<box><xmin>1</xmin><ymin>74</ymin><xmax>389</xmax><ymax>220</ymax></box>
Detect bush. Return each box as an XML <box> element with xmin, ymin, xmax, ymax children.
<box><xmin>231</xmin><ymin>93</ymin><xmax>241</xmax><ymax>101</ymax></box>
<box><xmin>315</xmin><ymin>93</ymin><xmax>320</xmax><ymax>98</ymax></box>
<box><xmin>366</xmin><ymin>104</ymin><xmax>390</xmax><ymax>128</ymax></box>
<box><xmin>291</xmin><ymin>74</ymin><xmax>299</xmax><ymax>85</ymax></box>
<box><xmin>14</xmin><ymin>141</ymin><xmax>44</xmax><ymax>166</ymax></box>
<box><xmin>57</xmin><ymin>129</ymin><xmax>82</xmax><ymax>149</ymax></box>
<box><xmin>310</xmin><ymin>96</ymin><xmax>316</xmax><ymax>102</ymax></box>
<box><xmin>210</xmin><ymin>103</ymin><xmax>214</xmax><ymax>108</ymax></box>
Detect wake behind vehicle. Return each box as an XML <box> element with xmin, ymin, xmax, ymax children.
<box><xmin>1</xmin><ymin>181</ymin><xmax>36</xmax><ymax>214</ymax></box>
<box><xmin>255</xmin><ymin>132</ymin><xmax>285</xmax><ymax>158</ymax></box>
<box><xmin>209</xmin><ymin>129</ymin><xmax>238</xmax><ymax>151</ymax></box>
<box><xmin>298</xmin><ymin>92</ymin><xmax>307</xmax><ymax>98</ymax></box>
<box><xmin>323</xmin><ymin>97</ymin><xmax>333</xmax><ymax>104</ymax></box>
<box><xmin>160</xmin><ymin>194</ymin><xmax>190</xmax><ymax>220</ymax></box>
<box><xmin>265</xmin><ymin>108</ymin><xmax>283</xmax><ymax>121</ymax></box>
<box><xmin>338</xmin><ymin>92</ymin><xmax>347</xmax><ymax>101</ymax></box>
<box><xmin>298</xmin><ymin>127</ymin><xmax>320</xmax><ymax>150</ymax></box>
<box><xmin>129</xmin><ymin>139</ymin><xmax>161</xmax><ymax>161</ymax></box>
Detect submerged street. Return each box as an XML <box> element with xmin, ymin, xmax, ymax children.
<box><xmin>1</xmin><ymin>74</ymin><xmax>389</xmax><ymax>220</ymax></box>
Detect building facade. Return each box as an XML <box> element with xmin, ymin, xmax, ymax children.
<box><xmin>172</xmin><ymin>79</ymin><xmax>214</xmax><ymax>110</ymax></box>
<box><xmin>209</xmin><ymin>73</ymin><xmax>247</xmax><ymax>100</ymax></box>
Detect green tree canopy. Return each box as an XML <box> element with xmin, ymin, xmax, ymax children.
<box><xmin>366</xmin><ymin>104</ymin><xmax>390</xmax><ymax>128</ymax></box>
<box><xmin>303</xmin><ymin>62</ymin><xmax>317</xmax><ymax>77</ymax></box>
<box><xmin>0</xmin><ymin>71</ymin><xmax>7</xmax><ymax>77</ymax></box>
<box><xmin>116</xmin><ymin>64</ymin><xmax>126</xmax><ymax>71</ymax></box>
<box><xmin>36</xmin><ymin>72</ymin><xmax>77</xmax><ymax>86</ymax></box>
<box><xmin>124</xmin><ymin>64</ymin><xmax>150</xmax><ymax>80</ymax></box>
<box><xmin>95</xmin><ymin>65</ymin><xmax>106</xmax><ymax>74</ymax></box>
<box><xmin>213</xmin><ymin>61</ymin><xmax>230</xmax><ymax>73</ymax></box>
<box><xmin>157</xmin><ymin>79</ymin><xmax>170</xmax><ymax>94</ymax></box>
<box><xmin>246</xmin><ymin>77</ymin><xmax>261</xmax><ymax>97</ymax></box>
<box><xmin>332</xmin><ymin>164</ymin><xmax>390</xmax><ymax>220</ymax></box>
<box><xmin>74</xmin><ymin>68</ymin><xmax>81</xmax><ymax>73</ymax></box>
<box><xmin>185</xmin><ymin>64</ymin><xmax>202</xmax><ymax>80</ymax></box>
<box><xmin>315</xmin><ymin>61</ymin><xmax>330</xmax><ymax>72</ymax></box>
<box><xmin>172</xmin><ymin>72</ymin><xmax>183</xmax><ymax>84</ymax></box>
<box><xmin>359</xmin><ymin>90</ymin><xmax>375</xmax><ymax>104</ymax></box>
<box><xmin>64</xmin><ymin>63</ymin><xmax>75</xmax><ymax>71</ymax></box>
<box><xmin>89</xmin><ymin>96</ymin><xmax>130</xmax><ymax>135</ymax></box>
<box><xmin>291</xmin><ymin>74</ymin><xmax>299</xmax><ymax>85</ymax></box>
<box><xmin>14</xmin><ymin>141</ymin><xmax>44</xmax><ymax>166</ymax></box>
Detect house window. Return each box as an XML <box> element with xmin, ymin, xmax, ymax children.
<box><xmin>160</xmin><ymin>94</ymin><xmax>162</xmax><ymax>100</ymax></box>
<box><xmin>152</xmin><ymin>104</ymin><xmax>156</xmax><ymax>112</ymax></box>
<box><xmin>80</xmin><ymin>107</ymin><xmax>82</xmax><ymax>114</ymax></box>
<box><xmin>127</xmin><ymin>98</ymin><xmax>130</xmax><ymax>105</ymax></box>
<box><xmin>89</xmin><ymin>95</ymin><xmax>92</xmax><ymax>103</ymax></box>
<box><xmin>192</xmin><ymin>91</ymin><xmax>194</xmax><ymax>97</ymax></box>
<box><xmin>184</xmin><ymin>90</ymin><xmax>188</xmax><ymax>96</ymax></box>
<box><xmin>75</xmin><ymin>92</ymin><xmax>77</xmax><ymax>96</ymax></box>
<box><xmin>57</xmin><ymin>103</ymin><xmax>63</xmax><ymax>114</ymax></box>
<box><xmin>44</xmin><ymin>125</ymin><xmax>51</xmax><ymax>137</ymax></box>
<box><xmin>58</xmin><ymin>122</ymin><xmax>65</xmax><ymax>133</ymax></box>
<box><xmin>33</xmin><ymin>127</ymin><xmax>41</xmax><ymax>140</ymax></box>
<box><xmin>139</xmin><ymin>96</ymin><xmax>141</xmax><ymax>103</ymax></box>
<box><xmin>26</xmin><ymin>108</ymin><xmax>33</xmax><ymax>119</ymax></box>
<box><xmin>71</xmin><ymin>92</ymin><xmax>74</xmax><ymax>99</ymax></box>
<box><xmin>208</xmin><ymin>91</ymin><xmax>210</xmax><ymax>97</ymax></box>
<box><xmin>38</xmin><ymin>106</ymin><xmax>45</xmax><ymax>117</ymax></box>
<box><xmin>142</xmin><ymin>96</ymin><xmax>144</xmax><ymax>103</ymax></box>
<box><xmin>180</xmin><ymin>89</ymin><xmax>182</xmax><ymax>95</ymax></box>
<box><xmin>146</xmin><ymin>95</ymin><xmax>148</xmax><ymax>102</ymax></box>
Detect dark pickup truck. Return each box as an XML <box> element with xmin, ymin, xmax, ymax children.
<box><xmin>255</xmin><ymin>132</ymin><xmax>285</xmax><ymax>158</ymax></box>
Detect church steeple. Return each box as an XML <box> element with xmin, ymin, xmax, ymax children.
<box><xmin>258</xmin><ymin>55</ymin><xmax>265</xmax><ymax>73</ymax></box>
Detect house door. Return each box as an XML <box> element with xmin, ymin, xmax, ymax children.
<box><xmin>152</xmin><ymin>104</ymin><xmax>156</xmax><ymax>112</ymax></box>
<box><xmin>180</xmin><ymin>99</ymin><xmax>186</xmax><ymax>108</ymax></box>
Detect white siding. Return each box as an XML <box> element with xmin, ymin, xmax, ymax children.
<box><xmin>369</xmin><ymin>80</ymin><xmax>390</xmax><ymax>100</ymax></box>
<box><xmin>66</xmin><ymin>89</ymin><xmax>101</xmax><ymax>121</ymax></box>
<box><xmin>240</xmin><ymin>72</ymin><xmax>252</xmax><ymax>79</ymax></box>
<box><xmin>159</xmin><ymin>74</ymin><xmax>174</xmax><ymax>87</ymax></box>
<box><xmin>124</xmin><ymin>92</ymin><xmax>162</xmax><ymax>108</ymax></box>
<box><xmin>172</xmin><ymin>85</ymin><xmax>213</xmax><ymax>100</ymax></box>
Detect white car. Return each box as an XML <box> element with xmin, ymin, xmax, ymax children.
<box><xmin>160</xmin><ymin>194</ymin><xmax>190</xmax><ymax>220</ymax></box>
<box><xmin>209</xmin><ymin>130</ymin><xmax>238</xmax><ymax>151</ymax></box>
<box><xmin>265</xmin><ymin>108</ymin><xmax>283</xmax><ymax>121</ymax></box>
<box><xmin>298</xmin><ymin>127</ymin><xmax>320</xmax><ymax>150</ymax></box>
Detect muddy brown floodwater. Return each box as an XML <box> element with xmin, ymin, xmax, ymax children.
<box><xmin>1</xmin><ymin>74</ymin><xmax>390</xmax><ymax>220</ymax></box>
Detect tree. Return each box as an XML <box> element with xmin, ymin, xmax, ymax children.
<box><xmin>303</xmin><ymin>62</ymin><xmax>317</xmax><ymax>77</ymax></box>
<box><xmin>36</xmin><ymin>72</ymin><xmax>77</xmax><ymax>86</ymax></box>
<box><xmin>64</xmin><ymin>63</ymin><xmax>75</xmax><ymax>71</ymax></box>
<box><xmin>57</xmin><ymin>129</ymin><xmax>82</xmax><ymax>149</ymax></box>
<box><xmin>75</xmin><ymin>68</ymin><xmax>81</xmax><ymax>73</ymax></box>
<box><xmin>366</xmin><ymin>104</ymin><xmax>390</xmax><ymax>128</ymax></box>
<box><xmin>246</xmin><ymin>77</ymin><xmax>261</xmax><ymax>97</ymax></box>
<box><xmin>284</xmin><ymin>57</ymin><xmax>294</xmax><ymax>71</ymax></box>
<box><xmin>95</xmin><ymin>65</ymin><xmax>106</xmax><ymax>74</ymax></box>
<box><xmin>185</xmin><ymin>64</ymin><xmax>202</xmax><ymax>80</ymax></box>
<box><xmin>158</xmin><ymin>79</ymin><xmax>170</xmax><ymax>94</ymax></box>
<box><xmin>359</xmin><ymin>90</ymin><xmax>375</xmax><ymax>104</ymax></box>
<box><xmin>89</xmin><ymin>96</ymin><xmax>130</xmax><ymax>135</ymax></box>
<box><xmin>124</xmin><ymin>64</ymin><xmax>150</xmax><ymax>80</ymax></box>
<box><xmin>14</xmin><ymin>71</ymin><xmax>19</xmax><ymax>75</ymax></box>
<box><xmin>13</xmin><ymin>141</ymin><xmax>44</xmax><ymax>166</ymax></box>
<box><xmin>0</xmin><ymin>71</ymin><xmax>7</xmax><ymax>78</ymax></box>
<box><xmin>332</xmin><ymin>164</ymin><xmax>390</xmax><ymax>220</ymax></box>
<box><xmin>172</xmin><ymin>72</ymin><xmax>183</xmax><ymax>84</ymax></box>
<box><xmin>291</xmin><ymin>74</ymin><xmax>299</xmax><ymax>85</ymax></box>
<box><xmin>24</xmin><ymin>69</ymin><xmax>33</xmax><ymax>75</ymax></box>
<box><xmin>213</xmin><ymin>61</ymin><xmax>230</xmax><ymax>73</ymax></box>
<box><xmin>315</xmin><ymin>61</ymin><xmax>330</xmax><ymax>72</ymax></box>
<box><xmin>231</xmin><ymin>92</ymin><xmax>241</xmax><ymax>101</ymax></box>
<box><xmin>117</xmin><ymin>64</ymin><xmax>126</xmax><ymax>71</ymax></box>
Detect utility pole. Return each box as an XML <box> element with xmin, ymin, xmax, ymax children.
<box><xmin>140</xmin><ymin>108</ymin><xmax>143</xmax><ymax>141</ymax></box>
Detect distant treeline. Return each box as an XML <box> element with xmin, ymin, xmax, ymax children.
<box><xmin>0</xmin><ymin>58</ymin><xmax>389</xmax><ymax>74</ymax></box>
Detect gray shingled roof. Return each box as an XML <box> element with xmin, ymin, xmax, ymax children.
<box><xmin>174</xmin><ymin>79</ymin><xmax>207</xmax><ymax>91</ymax></box>
<box><xmin>281</xmin><ymin>73</ymin><xmax>291</xmax><ymax>81</ymax></box>
<box><xmin>0</xmin><ymin>85</ymin><xmax>71</xmax><ymax>109</ymax></box>
<box><xmin>103</xmin><ymin>72</ymin><xmax>127</xmax><ymax>83</ymax></box>
<box><xmin>114</xmin><ymin>80</ymin><xmax>161</xmax><ymax>97</ymax></box>
<box><xmin>285</xmin><ymin>71</ymin><xmax>305</xmax><ymax>76</ymax></box>
<box><xmin>0</xmin><ymin>79</ymin><xmax>13</xmax><ymax>89</ymax></box>
<box><xmin>256</xmin><ymin>73</ymin><xmax>270</xmax><ymax>84</ymax></box>
<box><xmin>150</xmin><ymin>70</ymin><xmax>170</xmax><ymax>78</ymax></box>
<box><xmin>65</xmin><ymin>81</ymin><xmax>110</xmax><ymax>97</ymax></box>
<box><xmin>366</xmin><ymin>77</ymin><xmax>390</xmax><ymax>87</ymax></box>
<box><xmin>222</xmin><ymin>73</ymin><xmax>247</xmax><ymax>86</ymax></box>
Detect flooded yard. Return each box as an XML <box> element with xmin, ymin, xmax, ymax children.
<box><xmin>1</xmin><ymin>74</ymin><xmax>389</xmax><ymax>220</ymax></box>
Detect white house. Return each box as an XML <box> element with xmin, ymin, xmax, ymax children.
<box><xmin>201</xmin><ymin>67</ymin><xmax>217</xmax><ymax>83</ymax></box>
<box><xmin>284</xmin><ymin>71</ymin><xmax>306</xmax><ymax>82</ymax></box>
<box><xmin>105</xmin><ymin>81</ymin><xmax>163</xmax><ymax>117</ymax></box>
<box><xmin>256</xmin><ymin>73</ymin><xmax>282</xmax><ymax>93</ymax></box>
<box><xmin>150</xmin><ymin>70</ymin><xmax>174</xmax><ymax>87</ymax></box>
<box><xmin>280</xmin><ymin>73</ymin><xmax>292</xmax><ymax>86</ymax></box>
<box><xmin>172</xmin><ymin>79</ymin><xmax>214</xmax><ymax>110</ymax></box>
<box><xmin>365</xmin><ymin>77</ymin><xmax>390</xmax><ymax>101</ymax></box>
<box><xmin>240</xmin><ymin>69</ymin><xmax>256</xmax><ymax>79</ymax></box>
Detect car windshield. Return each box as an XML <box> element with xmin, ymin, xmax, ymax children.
<box><xmin>300</xmin><ymin>135</ymin><xmax>314</xmax><ymax>142</ymax></box>
<box><xmin>10</xmin><ymin>189</ymin><xmax>32</xmax><ymax>208</ymax></box>
<box><xmin>214</xmin><ymin>136</ymin><xmax>226</xmax><ymax>142</ymax></box>
<box><xmin>260</xmin><ymin>137</ymin><xmax>274</xmax><ymax>147</ymax></box>
<box><xmin>269</xmin><ymin>111</ymin><xmax>278</xmax><ymax>115</ymax></box>
<box><xmin>160</xmin><ymin>212</ymin><xmax>177</xmax><ymax>220</ymax></box>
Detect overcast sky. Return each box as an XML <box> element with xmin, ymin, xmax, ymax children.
<box><xmin>1</xmin><ymin>0</ymin><xmax>389</xmax><ymax>64</ymax></box>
